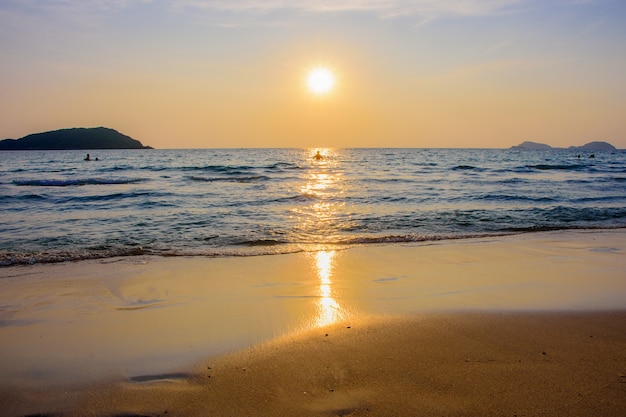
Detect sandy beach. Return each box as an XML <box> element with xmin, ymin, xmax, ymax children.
<box><xmin>1</xmin><ymin>229</ymin><xmax>625</xmax><ymax>416</ymax></box>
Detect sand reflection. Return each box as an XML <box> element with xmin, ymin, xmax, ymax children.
<box><xmin>315</xmin><ymin>250</ymin><xmax>343</xmax><ymax>327</ymax></box>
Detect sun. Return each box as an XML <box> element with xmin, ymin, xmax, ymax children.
<box><xmin>306</xmin><ymin>67</ymin><xmax>335</xmax><ymax>95</ymax></box>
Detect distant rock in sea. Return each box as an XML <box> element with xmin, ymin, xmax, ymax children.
<box><xmin>511</xmin><ymin>140</ymin><xmax>617</xmax><ymax>151</ymax></box>
<box><xmin>0</xmin><ymin>127</ymin><xmax>153</xmax><ymax>150</ymax></box>
<box><xmin>510</xmin><ymin>141</ymin><xmax>553</xmax><ymax>150</ymax></box>
<box><xmin>568</xmin><ymin>141</ymin><xmax>616</xmax><ymax>151</ymax></box>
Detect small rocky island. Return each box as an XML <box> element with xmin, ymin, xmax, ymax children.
<box><xmin>511</xmin><ymin>140</ymin><xmax>617</xmax><ymax>151</ymax></box>
<box><xmin>0</xmin><ymin>127</ymin><xmax>152</xmax><ymax>150</ymax></box>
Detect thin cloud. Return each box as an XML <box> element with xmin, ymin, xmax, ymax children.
<box><xmin>0</xmin><ymin>1</ymin><xmax>579</xmax><ymax>28</ymax></box>
<box><xmin>2</xmin><ymin>0</ymin><xmax>129</xmax><ymax>13</ymax></box>
<box><xmin>1</xmin><ymin>1</ymin><xmax>603</xmax><ymax>21</ymax></box>
<box><xmin>171</xmin><ymin>0</ymin><xmax>525</xmax><ymax>18</ymax></box>
<box><xmin>0</xmin><ymin>0</ymin><xmax>528</xmax><ymax>30</ymax></box>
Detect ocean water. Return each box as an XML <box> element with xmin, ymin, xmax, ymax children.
<box><xmin>1</xmin><ymin>148</ymin><xmax>625</xmax><ymax>266</ymax></box>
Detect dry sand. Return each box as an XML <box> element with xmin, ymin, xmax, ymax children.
<box><xmin>1</xmin><ymin>229</ymin><xmax>625</xmax><ymax>416</ymax></box>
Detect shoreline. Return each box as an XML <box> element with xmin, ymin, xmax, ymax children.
<box><xmin>1</xmin><ymin>229</ymin><xmax>625</xmax><ymax>415</ymax></box>
<box><xmin>3</xmin><ymin>226</ymin><xmax>626</xmax><ymax>267</ymax></box>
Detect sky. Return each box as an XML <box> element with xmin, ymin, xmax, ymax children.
<box><xmin>1</xmin><ymin>0</ymin><xmax>625</xmax><ymax>149</ymax></box>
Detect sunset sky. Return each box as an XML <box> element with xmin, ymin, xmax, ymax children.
<box><xmin>1</xmin><ymin>0</ymin><xmax>625</xmax><ymax>149</ymax></box>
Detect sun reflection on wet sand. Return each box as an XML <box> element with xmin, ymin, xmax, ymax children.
<box><xmin>293</xmin><ymin>150</ymin><xmax>346</xmax><ymax>326</ymax></box>
<box><xmin>315</xmin><ymin>250</ymin><xmax>343</xmax><ymax>327</ymax></box>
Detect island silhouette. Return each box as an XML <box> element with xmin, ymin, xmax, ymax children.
<box><xmin>0</xmin><ymin>127</ymin><xmax>152</xmax><ymax>150</ymax></box>
<box><xmin>511</xmin><ymin>140</ymin><xmax>616</xmax><ymax>151</ymax></box>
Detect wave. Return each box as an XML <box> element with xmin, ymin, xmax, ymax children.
<box><xmin>0</xmin><ymin>246</ymin><xmax>148</xmax><ymax>266</ymax></box>
<box><xmin>577</xmin><ymin>195</ymin><xmax>626</xmax><ymax>203</ymax></box>
<box><xmin>263</xmin><ymin>162</ymin><xmax>302</xmax><ymax>170</ymax></box>
<box><xmin>236</xmin><ymin>239</ymin><xmax>285</xmax><ymax>246</ymax></box>
<box><xmin>181</xmin><ymin>162</ymin><xmax>299</xmax><ymax>173</ymax></box>
<box><xmin>366</xmin><ymin>178</ymin><xmax>417</xmax><ymax>184</ymax></box>
<box><xmin>3</xmin><ymin>226</ymin><xmax>625</xmax><ymax>266</ymax></box>
<box><xmin>525</xmin><ymin>164</ymin><xmax>590</xmax><ymax>171</ymax></box>
<box><xmin>181</xmin><ymin>164</ymin><xmax>256</xmax><ymax>174</ymax></box>
<box><xmin>496</xmin><ymin>177</ymin><xmax>529</xmax><ymax>185</ymax></box>
<box><xmin>452</xmin><ymin>165</ymin><xmax>484</xmax><ymax>171</ymax></box>
<box><xmin>188</xmin><ymin>175</ymin><xmax>270</xmax><ymax>183</ymax></box>
<box><xmin>339</xmin><ymin>233</ymin><xmax>479</xmax><ymax>244</ymax></box>
<box><xmin>475</xmin><ymin>194</ymin><xmax>556</xmax><ymax>203</ymax></box>
<box><xmin>272</xmin><ymin>193</ymin><xmax>319</xmax><ymax>203</ymax></box>
<box><xmin>100</xmin><ymin>165</ymin><xmax>134</xmax><ymax>172</ymax></box>
<box><xmin>501</xmin><ymin>206</ymin><xmax>626</xmax><ymax>231</ymax></box>
<box><xmin>13</xmin><ymin>178</ymin><xmax>146</xmax><ymax>187</ymax></box>
<box><xmin>0</xmin><ymin>193</ymin><xmax>48</xmax><ymax>201</ymax></box>
<box><xmin>60</xmin><ymin>191</ymin><xmax>172</xmax><ymax>204</ymax></box>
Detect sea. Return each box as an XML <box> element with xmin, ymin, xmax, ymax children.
<box><xmin>1</xmin><ymin>148</ymin><xmax>625</xmax><ymax>266</ymax></box>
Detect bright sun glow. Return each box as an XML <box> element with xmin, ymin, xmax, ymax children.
<box><xmin>307</xmin><ymin>67</ymin><xmax>335</xmax><ymax>95</ymax></box>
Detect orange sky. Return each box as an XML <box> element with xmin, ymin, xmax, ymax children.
<box><xmin>1</xmin><ymin>1</ymin><xmax>625</xmax><ymax>149</ymax></box>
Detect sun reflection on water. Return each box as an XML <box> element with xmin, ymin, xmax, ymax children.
<box><xmin>299</xmin><ymin>173</ymin><xmax>339</xmax><ymax>206</ymax></box>
<box><xmin>295</xmin><ymin>150</ymin><xmax>346</xmax><ymax>327</ymax></box>
<box><xmin>292</xmin><ymin>149</ymin><xmax>348</xmax><ymax>244</ymax></box>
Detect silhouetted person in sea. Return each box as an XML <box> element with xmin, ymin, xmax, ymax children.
<box><xmin>84</xmin><ymin>154</ymin><xmax>91</xmax><ymax>161</ymax></box>
<box><xmin>589</xmin><ymin>154</ymin><xmax>595</xmax><ymax>158</ymax></box>
<box><xmin>314</xmin><ymin>151</ymin><xmax>323</xmax><ymax>160</ymax></box>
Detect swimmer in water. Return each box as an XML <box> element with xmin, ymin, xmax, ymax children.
<box><xmin>314</xmin><ymin>151</ymin><xmax>323</xmax><ymax>160</ymax></box>
<box><xmin>84</xmin><ymin>154</ymin><xmax>91</xmax><ymax>161</ymax></box>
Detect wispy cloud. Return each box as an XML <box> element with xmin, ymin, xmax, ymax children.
<box><xmin>2</xmin><ymin>0</ymin><xmax>129</xmax><ymax>13</ymax></box>
<box><xmin>2</xmin><ymin>0</ymin><xmax>525</xmax><ymax>20</ymax></box>
<box><xmin>171</xmin><ymin>0</ymin><xmax>525</xmax><ymax>18</ymax></box>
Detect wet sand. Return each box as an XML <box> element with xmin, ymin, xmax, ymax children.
<box><xmin>82</xmin><ymin>313</ymin><xmax>626</xmax><ymax>417</ymax></box>
<box><xmin>1</xmin><ymin>229</ymin><xmax>625</xmax><ymax>416</ymax></box>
